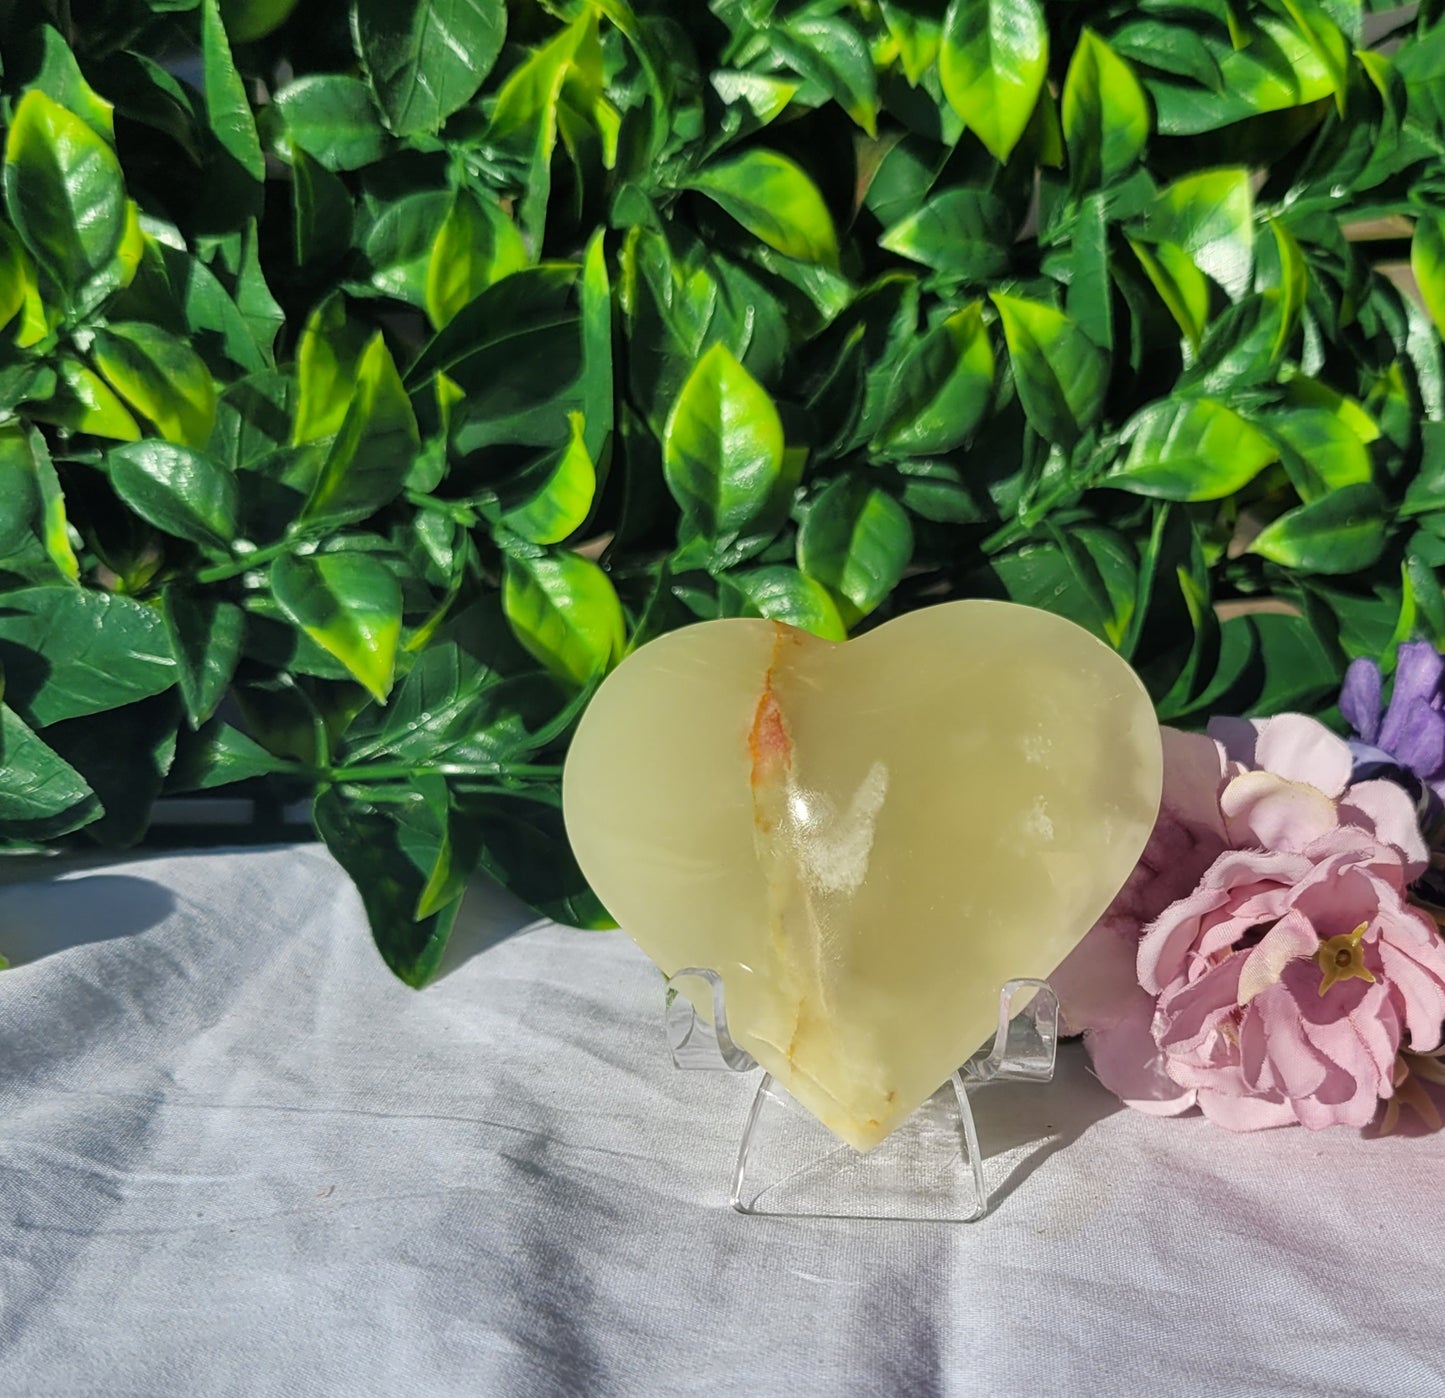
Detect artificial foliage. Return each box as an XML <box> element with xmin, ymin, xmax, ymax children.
<box><xmin>2</xmin><ymin>0</ymin><xmax>1445</xmax><ymax>982</ymax></box>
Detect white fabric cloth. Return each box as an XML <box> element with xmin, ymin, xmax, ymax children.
<box><xmin>1</xmin><ymin>845</ymin><xmax>1442</xmax><ymax>1397</ymax></box>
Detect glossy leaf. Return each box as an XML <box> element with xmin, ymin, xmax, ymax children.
<box><xmin>687</xmin><ymin>151</ymin><xmax>839</xmax><ymax>268</ymax></box>
<box><xmin>0</xmin><ymin>702</ymin><xmax>99</xmax><ymax>837</ymax></box>
<box><xmin>1143</xmin><ymin>168</ymin><xmax>1255</xmax><ymax>302</ymax></box>
<box><xmin>663</xmin><ymin>343</ymin><xmax>785</xmax><ymax>548</ymax></box>
<box><xmin>0</xmin><ymin>427</ymin><xmax>79</xmax><ymax>580</ymax></box>
<box><xmin>201</xmin><ymin>0</ymin><xmax>265</xmax><ymax>183</ymax></box>
<box><xmin>1062</xmin><ymin>29</ymin><xmax>1149</xmax><ymax>191</ymax></box>
<box><xmin>3</xmin><ymin>90</ymin><xmax>125</xmax><ymax>302</ymax></box>
<box><xmin>501</xmin><ymin>413</ymin><xmax>597</xmax><ymax>545</ymax></box>
<box><xmin>425</xmin><ymin>191</ymin><xmax>528</xmax><ymax>330</ymax></box>
<box><xmin>728</xmin><ymin>566</ymin><xmax>847</xmax><ymax>640</ymax></box>
<box><xmin>353</xmin><ymin>0</ymin><xmax>506</xmax><ymax>136</ymax></box>
<box><xmin>108</xmin><ymin>441</ymin><xmax>239</xmax><ymax>548</ymax></box>
<box><xmin>300</xmin><ymin>334</ymin><xmax>420</xmax><ymax>531</ymax></box>
<box><xmin>48</xmin><ymin>358</ymin><xmax>141</xmax><ymax>441</ymax></box>
<box><xmin>1413</xmin><ymin>212</ymin><xmax>1445</xmax><ymax>340</ymax></box>
<box><xmin>293</xmin><ymin>295</ymin><xmax>370</xmax><ymax>444</ymax></box>
<box><xmin>989</xmin><ymin>293</ymin><xmax>1107</xmax><ymax>448</ymax></box>
<box><xmin>0</xmin><ymin>588</ymin><xmax>175</xmax><ymax>726</ymax></box>
<box><xmin>797</xmin><ymin>475</ymin><xmax>914</xmax><ymax>626</ymax></box>
<box><xmin>272</xmin><ymin>551</ymin><xmax>403</xmax><ymax>702</ymax></box>
<box><xmin>1111</xmin><ymin>397</ymin><xmax>1277</xmax><ymax>500</ymax></box>
<box><xmin>161</xmin><ymin>587</ymin><xmax>244</xmax><ymax>727</ymax></box>
<box><xmin>1127</xmin><ymin>239</ymin><xmax>1220</xmax><ymax>354</ymax></box>
<box><xmin>1249</xmin><ymin>484</ymin><xmax>1389</xmax><ymax>574</ymax></box>
<box><xmin>502</xmin><ymin>550</ymin><xmax>625</xmax><ymax>687</ymax></box>
<box><xmin>939</xmin><ymin>0</ymin><xmax>1049</xmax><ymax>163</ymax></box>
<box><xmin>876</xmin><ymin>303</ymin><xmax>995</xmax><ymax>454</ymax></box>
<box><xmin>879</xmin><ymin>188</ymin><xmax>1012</xmax><ymax>280</ymax></box>
<box><xmin>313</xmin><ymin>783</ymin><xmax>464</xmax><ymax>986</ymax></box>
<box><xmin>92</xmin><ymin>322</ymin><xmax>217</xmax><ymax>448</ymax></box>
<box><xmin>274</xmin><ymin>75</ymin><xmax>389</xmax><ymax>171</ymax></box>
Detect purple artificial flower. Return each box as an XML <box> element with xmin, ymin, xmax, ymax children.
<box><xmin>1340</xmin><ymin>642</ymin><xmax>1445</xmax><ymax>821</ymax></box>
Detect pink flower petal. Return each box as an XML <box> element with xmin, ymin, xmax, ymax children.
<box><xmin>1157</xmin><ymin>957</ymin><xmax>1244</xmax><ymax>1055</ymax></box>
<box><xmin>1137</xmin><ymin>882</ymin><xmax>1230</xmax><ymax>994</ymax></box>
<box><xmin>1221</xmin><ymin>771</ymin><xmax>1339</xmax><ymax>852</ymax></box>
<box><xmin>1195</xmin><ymin>1085</ymin><xmax>1298</xmax><ymax>1131</ymax></box>
<box><xmin>1253</xmin><ymin>714</ymin><xmax>1353</xmax><ymax>795</ymax></box>
<box><xmin>1338</xmin><ymin>779</ymin><xmax>1429</xmax><ymax>880</ymax></box>
<box><xmin>1249</xmin><ymin>987</ymin><xmax>1333</xmax><ymax>1098</ymax></box>
<box><xmin>1207</xmin><ymin>715</ymin><xmax>1265</xmax><ymax>769</ymax></box>
<box><xmin>1052</xmin><ymin>919</ymin><xmax>1152</xmax><ymax>1036</ymax></box>
<box><xmin>1083</xmin><ymin>999</ymin><xmax>1196</xmax><ymax>1115</ymax></box>
<box><xmin>1378</xmin><ymin>938</ymin><xmax>1445</xmax><ymax>1052</ymax></box>
<box><xmin>1159</xmin><ymin>726</ymin><xmax>1229</xmax><ymax>842</ymax></box>
<box><xmin>1237</xmin><ymin>909</ymin><xmax>1318</xmax><ymax>1006</ymax></box>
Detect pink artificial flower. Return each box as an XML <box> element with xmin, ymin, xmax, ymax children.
<box><xmin>1054</xmin><ymin>713</ymin><xmax>1445</xmax><ymax>1130</ymax></box>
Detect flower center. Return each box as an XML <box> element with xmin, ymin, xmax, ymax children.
<box><xmin>1315</xmin><ymin>921</ymin><xmax>1376</xmax><ymax>996</ymax></box>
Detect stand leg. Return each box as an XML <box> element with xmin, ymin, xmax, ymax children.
<box><xmin>665</xmin><ymin>969</ymin><xmax>1060</xmax><ymax>1222</ymax></box>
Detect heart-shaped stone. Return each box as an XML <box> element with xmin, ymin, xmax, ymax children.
<box><xmin>563</xmin><ymin>600</ymin><xmax>1162</xmax><ymax>1150</ymax></box>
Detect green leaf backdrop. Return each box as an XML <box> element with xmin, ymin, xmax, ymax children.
<box><xmin>0</xmin><ymin>0</ymin><xmax>1443</xmax><ymax>981</ymax></box>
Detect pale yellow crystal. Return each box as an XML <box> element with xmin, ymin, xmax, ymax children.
<box><xmin>563</xmin><ymin>600</ymin><xmax>1163</xmax><ymax>1151</ymax></box>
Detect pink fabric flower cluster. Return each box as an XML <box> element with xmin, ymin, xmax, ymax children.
<box><xmin>1054</xmin><ymin>714</ymin><xmax>1445</xmax><ymax>1130</ymax></box>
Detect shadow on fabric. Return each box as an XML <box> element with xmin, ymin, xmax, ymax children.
<box><xmin>0</xmin><ymin>873</ymin><xmax>178</xmax><ymax>966</ymax></box>
<box><xmin>969</xmin><ymin>1046</ymin><xmax>1124</xmax><ymax>1210</ymax></box>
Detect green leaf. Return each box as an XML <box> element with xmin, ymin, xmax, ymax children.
<box><xmin>27</xmin><ymin>26</ymin><xmax>115</xmax><ymax>144</ymax></box>
<box><xmin>108</xmin><ymin>441</ymin><xmax>238</xmax><ymax>548</ymax></box>
<box><xmin>1263</xmin><ymin>407</ymin><xmax>1373</xmax><ymax>502</ymax></box>
<box><xmin>1248</xmin><ymin>484</ymin><xmax>1389</xmax><ymax>575</ymax></box>
<box><xmin>293</xmin><ymin>294</ymin><xmax>370</xmax><ymax>444</ymax></box>
<box><xmin>939</xmin><ymin>0</ymin><xmax>1049</xmax><ymax>163</ymax></box>
<box><xmin>662</xmin><ymin>342</ymin><xmax>785</xmax><ymax>548</ymax></box>
<box><xmin>881</xmin><ymin>0</ymin><xmax>944</xmax><ymax>85</ymax></box>
<box><xmin>201</xmin><ymin>0</ymin><xmax>264</xmax><ymax>183</ymax></box>
<box><xmin>299</xmin><ymin>334</ymin><xmax>419</xmax><ymax>531</ymax></box>
<box><xmin>313</xmin><ymin>783</ymin><xmax>463</xmax><ymax>986</ymax></box>
<box><xmin>876</xmin><ymin>302</ymin><xmax>995</xmax><ymax>454</ymax></box>
<box><xmin>168</xmin><ymin>716</ymin><xmax>294</xmax><ymax>791</ymax></box>
<box><xmin>3</xmin><ymin>89</ymin><xmax>125</xmax><ymax>305</ymax></box>
<box><xmin>1110</xmin><ymin>397</ymin><xmax>1277</xmax><ymax>500</ymax></box>
<box><xmin>797</xmin><ymin>475</ymin><xmax>914</xmax><ymax>626</ymax></box>
<box><xmin>727</xmin><ymin>566</ymin><xmax>847</xmax><ymax>640</ymax></box>
<box><xmin>291</xmin><ymin>146</ymin><xmax>353</xmax><ymax>271</ymax></box>
<box><xmin>91</xmin><ymin>322</ymin><xmax>217</xmax><ymax>448</ymax></box>
<box><xmin>502</xmin><ymin>550</ymin><xmax>625</xmax><ymax>687</ymax></box>
<box><xmin>1062</xmin><ymin>29</ymin><xmax>1150</xmax><ymax>191</ymax></box>
<box><xmin>424</xmin><ymin>190</ymin><xmax>528</xmax><ymax>330</ymax></box>
<box><xmin>43</xmin><ymin>691</ymin><xmax>180</xmax><ymax>847</ymax></box>
<box><xmin>1264</xmin><ymin>216</ymin><xmax>1307</xmax><ymax>361</ymax></box>
<box><xmin>687</xmin><ymin>151</ymin><xmax>838</xmax><ymax>268</ymax></box>
<box><xmin>989</xmin><ymin>293</ymin><xmax>1108</xmax><ymax>448</ymax></box>
<box><xmin>161</xmin><ymin>586</ymin><xmax>244</xmax><ymax>727</ymax></box>
<box><xmin>0</xmin><ymin>588</ymin><xmax>175</xmax><ymax>726</ymax></box>
<box><xmin>579</xmin><ymin>228</ymin><xmax>613</xmax><ymax>461</ymax></box>
<box><xmin>775</xmin><ymin>16</ymin><xmax>879</xmax><ymax>136</ymax></box>
<box><xmin>272</xmin><ymin>552</ymin><xmax>403</xmax><ymax>702</ymax></box>
<box><xmin>219</xmin><ymin>0</ymin><xmax>301</xmax><ymax>42</ymax></box>
<box><xmin>878</xmin><ymin>188</ymin><xmax>1012</xmax><ymax>280</ymax></box>
<box><xmin>0</xmin><ymin>701</ymin><xmax>99</xmax><ymax>837</ymax></box>
<box><xmin>1412</xmin><ymin>212</ymin><xmax>1445</xmax><ymax>341</ymax></box>
<box><xmin>501</xmin><ymin>413</ymin><xmax>596</xmax><ymax>545</ymax></box>
<box><xmin>1142</xmin><ymin>168</ymin><xmax>1255</xmax><ymax>301</ymax></box>
<box><xmin>360</xmin><ymin>191</ymin><xmax>451</xmax><ymax>305</ymax></box>
<box><xmin>353</xmin><ymin>0</ymin><xmax>506</xmax><ymax>136</ymax></box>
<box><xmin>274</xmin><ymin>75</ymin><xmax>389</xmax><ymax>172</ymax></box>
<box><xmin>0</xmin><ymin>427</ymin><xmax>79</xmax><ymax>580</ymax></box>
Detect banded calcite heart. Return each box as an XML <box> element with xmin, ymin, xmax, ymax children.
<box><xmin>563</xmin><ymin>600</ymin><xmax>1162</xmax><ymax>1151</ymax></box>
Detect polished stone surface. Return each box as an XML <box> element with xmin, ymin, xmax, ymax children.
<box><xmin>564</xmin><ymin>601</ymin><xmax>1162</xmax><ymax>1149</ymax></box>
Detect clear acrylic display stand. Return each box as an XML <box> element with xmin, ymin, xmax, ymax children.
<box><xmin>666</xmin><ymin>968</ymin><xmax>1058</xmax><ymax>1221</ymax></box>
